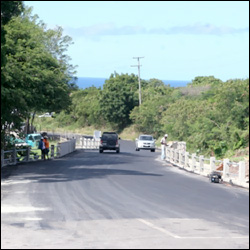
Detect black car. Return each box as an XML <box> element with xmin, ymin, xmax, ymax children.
<box><xmin>99</xmin><ymin>132</ymin><xmax>120</xmax><ymax>153</ymax></box>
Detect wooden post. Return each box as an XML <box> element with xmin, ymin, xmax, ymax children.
<box><xmin>26</xmin><ymin>147</ymin><xmax>30</xmax><ymax>162</ymax></box>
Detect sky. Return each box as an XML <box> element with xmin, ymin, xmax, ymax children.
<box><xmin>24</xmin><ymin>1</ymin><xmax>249</xmax><ymax>82</ymax></box>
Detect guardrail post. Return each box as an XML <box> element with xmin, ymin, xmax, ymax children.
<box><xmin>223</xmin><ymin>159</ymin><xmax>230</xmax><ymax>180</ymax></box>
<box><xmin>165</xmin><ymin>147</ymin><xmax>169</xmax><ymax>161</ymax></box>
<box><xmin>179</xmin><ymin>150</ymin><xmax>182</xmax><ymax>168</ymax></box>
<box><xmin>238</xmin><ymin>161</ymin><xmax>246</xmax><ymax>183</ymax></box>
<box><xmin>57</xmin><ymin>144</ymin><xmax>60</xmax><ymax>157</ymax></box>
<box><xmin>199</xmin><ymin>155</ymin><xmax>204</xmax><ymax>173</ymax></box>
<box><xmin>210</xmin><ymin>157</ymin><xmax>215</xmax><ymax>172</ymax></box>
<box><xmin>185</xmin><ymin>152</ymin><xmax>189</xmax><ymax>169</ymax></box>
<box><xmin>26</xmin><ymin>147</ymin><xmax>30</xmax><ymax>162</ymax></box>
<box><xmin>170</xmin><ymin>148</ymin><xmax>174</xmax><ymax>163</ymax></box>
<box><xmin>173</xmin><ymin>149</ymin><xmax>177</xmax><ymax>164</ymax></box>
<box><xmin>191</xmin><ymin>153</ymin><xmax>196</xmax><ymax>172</ymax></box>
<box><xmin>51</xmin><ymin>145</ymin><xmax>54</xmax><ymax>159</ymax></box>
<box><xmin>81</xmin><ymin>137</ymin><xmax>84</xmax><ymax>148</ymax></box>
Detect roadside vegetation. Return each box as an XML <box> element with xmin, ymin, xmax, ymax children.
<box><xmin>2</xmin><ymin>2</ymin><xmax>249</xmax><ymax>161</ymax></box>
<box><xmin>33</xmin><ymin>75</ymin><xmax>249</xmax><ymax>159</ymax></box>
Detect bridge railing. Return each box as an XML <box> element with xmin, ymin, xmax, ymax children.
<box><xmin>165</xmin><ymin>144</ymin><xmax>248</xmax><ymax>188</ymax></box>
<box><xmin>76</xmin><ymin>137</ymin><xmax>100</xmax><ymax>149</ymax></box>
<box><xmin>1</xmin><ymin>139</ymin><xmax>76</xmax><ymax>168</ymax></box>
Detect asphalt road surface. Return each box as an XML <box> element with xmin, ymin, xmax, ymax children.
<box><xmin>1</xmin><ymin>140</ymin><xmax>249</xmax><ymax>249</ymax></box>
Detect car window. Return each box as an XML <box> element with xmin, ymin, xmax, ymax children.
<box><xmin>102</xmin><ymin>134</ymin><xmax>117</xmax><ymax>140</ymax></box>
<box><xmin>140</xmin><ymin>136</ymin><xmax>153</xmax><ymax>141</ymax></box>
<box><xmin>34</xmin><ymin>135</ymin><xmax>41</xmax><ymax>140</ymax></box>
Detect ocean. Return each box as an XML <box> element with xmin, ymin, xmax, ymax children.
<box><xmin>75</xmin><ymin>77</ymin><xmax>190</xmax><ymax>89</ymax></box>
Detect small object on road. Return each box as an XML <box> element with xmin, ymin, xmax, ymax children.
<box><xmin>210</xmin><ymin>171</ymin><xmax>222</xmax><ymax>183</ymax></box>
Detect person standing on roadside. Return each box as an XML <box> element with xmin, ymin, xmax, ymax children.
<box><xmin>160</xmin><ymin>134</ymin><xmax>168</xmax><ymax>160</ymax></box>
<box><xmin>38</xmin><ymin>137</ymin><xmax>46</xmax><ymax>160</ymax></box>
<box><xmin>43</xmin><ymin>136</ymin><xmax>50</xmax><ymax>160</ymax></box>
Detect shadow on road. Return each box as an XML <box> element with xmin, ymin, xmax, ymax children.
<box><xmin>3</xmin><ymin>149</ymin><xmax>162</xmax><ymax>184</ymax></box>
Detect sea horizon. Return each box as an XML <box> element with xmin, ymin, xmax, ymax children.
<box><xmin>75</xmin><ymin>76</ymin><xmax>191</xmax><ymax>89</ymax></box>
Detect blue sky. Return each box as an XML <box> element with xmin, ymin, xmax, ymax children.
<box><xmin>24</xmin><ymin>1</ymin><xmax>249</xmax><ymax>81</ymax></box>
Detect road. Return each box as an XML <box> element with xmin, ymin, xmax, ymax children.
<box><xmin>1</xmin><ymin>140</ymin><xmax>249</xmax><ymax>249</ymax></box>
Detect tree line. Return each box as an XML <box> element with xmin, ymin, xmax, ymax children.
<box><xmin>53</xmin><ymin>74</ymin><xmax>249</xmax><ymax>157</ymax></box>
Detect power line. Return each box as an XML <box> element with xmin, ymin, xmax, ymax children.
<box><xmin>131</xmin><ymin>56</ymin><xmax>144</xmax><ymax>106</ymax></box>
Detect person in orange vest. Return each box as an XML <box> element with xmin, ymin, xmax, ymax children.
<box><xmin>43</xmin><ymin>136</ymin><xmax>50</xmax><ymax>160</ymax></box>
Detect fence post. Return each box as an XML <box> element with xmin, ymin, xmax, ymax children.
<box><xmin>223</xmin><ymin>159</ymin><xmax>230</xmax><ymax>181</ymax></box>
<box><xmin>51</xmin><ymin>145</ymin><xmax>54</xmax><ymax>159</ymax></box>
<box><xmin>173</xmin><ymin>149</ymin><xmax>177</xmax><ymax>164</ymax></box>
<box><xmin>191</xmin><ymin>153</ymin><xmax>196</xmax><ymax>172</ymax></box>
<box><xmin>238</xmin><ymin>161</ymin><xmax>246</xmax><ymax>183</ymax></box>
<box><xmin>170</xmin><ymin>148</ymin><xmax>174</xmax><ymax>163</ymax></box>
<box><xmin>165</xmin><ymin>147</ymin><xmax>169</xmax><ymax>161</ymax></box>
<box><xmin>210</xmin><ymin>157</ymin><xmax>215</xmax><ymax>172</ymax></box>
<box><xmin>57</xmin><ymin>144</ymin><xmax>61</xmax><ymax>157</ymax></box>
<box><xmin>81</xmin><ymin>137</ymin><xmax>84</xmax><ymax>148</ymax></box>
<box><xmin>185</xmin><ymin>152</ymin><xmax>189</xmax><ymax>169</ymax></box>
<box><xmin>26</xmin><ymin>147</ymin><xmax>30</xmax><ymax>162</ymax></box>
<box><xmin>179</xmin><ymin>150</ymin><xmax>182</xmax><ymax>168</ymax></box>
<box><xmin>1</xmin><ymin>150</ymin><xmax>4</xmax><ymax>167</ymax></box>
<box><xmin>199</xmin><ymin>155</ymin><xmax>204</xmax><ymax>173</ymax></box>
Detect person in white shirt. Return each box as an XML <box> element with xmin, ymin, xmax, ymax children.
<box><xmin>160</xmin><ymin>134</ymin><xmax>168</xmax><ymax>160</ymax></box>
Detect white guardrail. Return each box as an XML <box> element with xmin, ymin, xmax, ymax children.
<box><xmin>1</xmin><ymin>139</ymin><xmax>76</xmax><ymax>168</ymax></box>
<box><xmin>165</xmin><ymin>142</ymin><xmax>249</xmax><ymax>188</ymax></box>
<box><xmin>76</xmin><ymin>137</ymin><xmax>100</xmax><ymax>149</ymax></box>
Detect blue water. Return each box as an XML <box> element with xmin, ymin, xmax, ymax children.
<box><xmin>75</xmin><ymin>77</ymin><xmax>190</xmax><ymax>89</ymax></box>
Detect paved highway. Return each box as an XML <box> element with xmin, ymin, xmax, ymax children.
<box><xmin>1</xmin><ymin>140</ymin><xmax>249</xmax><ymax>249</ymax></box>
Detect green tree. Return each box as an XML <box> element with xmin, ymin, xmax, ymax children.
<box><xmin>70</xmin><ymin>87</ymin><xmax>103</xmax><ymax>127</ymax></box>
<box><xmin>188</xmin><ymin>76</ymin><xmax>222</xmax><ymax>86</ymax></box>
<box><xmin>1</xmin><ymin>7</ymin><xmax>77</xmax><ymax>145</ymax></box>
<box><xmin>130</xmin><ymin>82</ymin><xmax>175</xmax><ymax>137</ymax></box>
<box><xmin>100</xmin><ymin>73</ymin><xmax>139</xmax><ymax>130</ymax></box>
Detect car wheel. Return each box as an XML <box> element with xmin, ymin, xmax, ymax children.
<box><xmin>116</xmin><ymin>149</ymin><xmax>120</xmax><ymax>153</ymax></box>
<box><xmin>99</xmin><ymin>149</ymin><xmax>103</xmax><ymax>153</ymax></box>
<box><xmin>151</xmin><ymin>149</ymin><xmax>155</xmax><ymax>152</ymax></box>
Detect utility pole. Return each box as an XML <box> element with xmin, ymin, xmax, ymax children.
<box><xmin>131</xmin><ymin>57</ymin><xmax>144</xmax><ymax>106</ymax></box>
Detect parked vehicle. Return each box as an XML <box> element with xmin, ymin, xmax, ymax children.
<box><xmin>5</xmin><ymin>133</ymin><xmax>29</xmax><ymax>147</ymax></box>
<box><xmin>25</xmin><ymin>133</ymin><xmax>42</xmax><ymax>147</ymax></box>
<box><xmin>99</xmin><ymin>132</ymin><xmax>120</xmax><ymax>153</ymax></box>
<box><xmin>135</xmin><ymin>135</ymin><xmax>156</xmax><ymax>152</ymax></box>
<box><xmin>15</xmin><ymin>138</ymin><xmax>29</xmax><ymax>147</ymax></box>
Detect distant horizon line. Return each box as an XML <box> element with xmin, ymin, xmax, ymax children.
<box><xmin>76</xmin><ymin>76</ymin><xmax>191</xmax><ymax>82</ymax></box>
